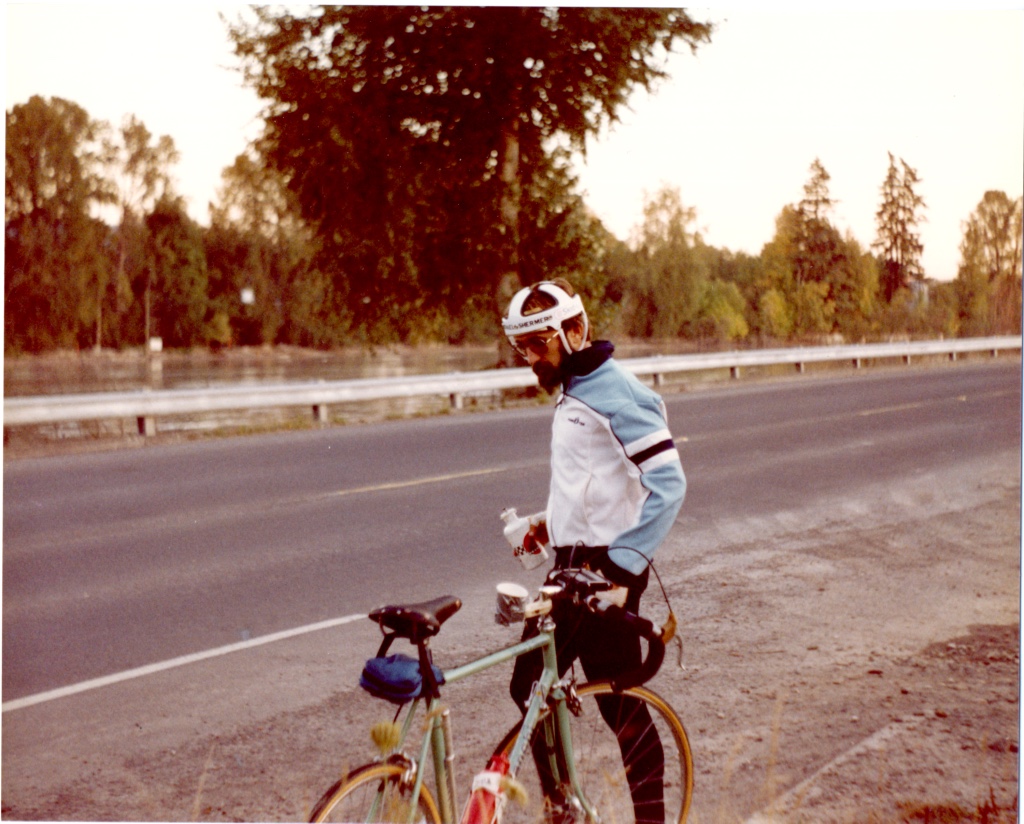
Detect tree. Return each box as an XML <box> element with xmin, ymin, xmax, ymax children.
<box><xmin>955</xmin><ymin>190</ymin><xmax>1023</xmax><ymax>335</ymax></box>
<box><xmin>831</xmin><ymin>234</ymin><xmax>880</xmax><ymax>340</ymax></box>
<box><xmin>695</xmin><ymin>278</ymin><xmax>748</xmax><ymax>341</ymax></box>
<box><xmin>5</xmin><ymin>96</ymin><xmax>114</xmax><ymax>352</ymax></box>
<box><xmin>208</xmin><ymin>149</ymin><xmax>326</xmax><ymax>345</ymax></box>
<box><xmin>793</xmin><ymin>158</ymin><xmax>839</xmax><ymax>287</ymax></box>
<box><xmin>226</xmin><ymin>7</ymin><xmax>712</xmax><ymax>343</ymax></box>
<box><xmin>103</xmin><ymin>115</ymin><xmax>180</xmax><ymax>348</ymax></box>
<box><xmin>792</xmin><ymin>280</ymin><xmax>835</xmax><ymax>336</ymax></box>
<box><xmin>774</xmin><ymin>159</ymin><xmax>878</xmax><ymax>339</ymax></box>
<box><xmin>706</xmin><ymin>248</ymin><xmax>764</xmax><ymax>335</ymax></box>
<box><xmin>873</xmin><ymin>152</ymin><xmax>926</xmax><ymax>302</ymax></box>
<box><xmin>144</xmin><ymin>195</ymin><xmax>213</xmax><ymax>347</ymax></box>
<box><xmin>757</xmin><ymin>288</ymin><xmax>793</xmax><ymax>340</ymax></box>
<box><xmin>759</xmin><ymin>203</ymin><xmax>837</xmax><ymax>338</ymax></box>
<box><xmin>624</xmin><ymin>186</ymin><xmax>707</xmax><ymax>337</ymax></box>
<box><xmin>799</xmin><ymin>157</ymin><xmax>835</xmax><ymax>224</ymax></box>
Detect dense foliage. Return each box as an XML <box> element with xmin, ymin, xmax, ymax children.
<box><xmin>225</xmin><ymin>6</ymin><xmax>713</xmax><ymax>344</ymax></box>
<box><xmin>5</xmin><ymin>17</ymin><xmax>1021</xmax><ymax>356</ymax></box>
<box><xmin>955</xmin><ymin>190</ymin><xmax>1024</xmax><ymax>336</ymax></box>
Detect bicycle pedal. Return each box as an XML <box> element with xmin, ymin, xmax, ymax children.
<box><xmin>544</xmin><ymin>797</ymin><xmax>581</xmax><ymax>824</ymax></box>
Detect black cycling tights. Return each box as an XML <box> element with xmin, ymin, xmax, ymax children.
<box><xmin>509</xmin><ymin>593</ymin><xmax>665</xmax><ymax>823</ymax></box>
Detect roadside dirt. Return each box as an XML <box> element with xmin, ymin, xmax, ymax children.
<box><xmin>3</xmin><ymin>446</ymin><xmax>1018</xmax><ymax>823</ymax></box>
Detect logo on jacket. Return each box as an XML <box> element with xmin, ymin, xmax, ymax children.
<box><xmin>567</xmin><ymin>416</ymin><xmax>585</xmax><ymax>426</ymax></box>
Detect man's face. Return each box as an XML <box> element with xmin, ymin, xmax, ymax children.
<box><xmin>512</xmin><ymin>329</ymin><xmax>565</xmax><ymax>393</ymax></box>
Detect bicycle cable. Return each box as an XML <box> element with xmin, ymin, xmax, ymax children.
<box><xmin>609</xmin><ymin>546</ymin><xmax>685</xmax><ymax>672</ymax></box>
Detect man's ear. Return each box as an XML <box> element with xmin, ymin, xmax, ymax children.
<box><xmin>565</xmin><ymin>319</ymin><xmax>587</xmax><ymax>351</ymax></box>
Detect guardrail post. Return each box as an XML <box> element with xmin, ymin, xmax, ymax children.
<box><xmin>903</xmin><ymin>354</ymin><xmax>912</xmax><ymax>365</ymax></box>
<box><xmin>137</xmin><ymin>415</ymin><xmax>156</xmax><ymax>437</ymax></box>
<box><xmin>730</xmin><ymin>366</ymin><xmax>740</xmax><ymax>379</ymax></box>
<box><xmin>313</xmin><ymin>404</ymin><xmax>329</xmax><ymax>424</ymax></box>
<box><xmin>450</xmin><ymin>393</ymin><xmax>464</xmax><ymax>410</ymax></box>
<box><xmin>795</xmin><ymin>362</ymin><xmax>805</xmax><ymax>374</ymax></box>
<box><xmin>653</xmin><ymin>373</ymin><xmax>664</xmax><ymax>387</ymax></box>
<box><xmin>949</xmin><ymin>352</ymin><xmax>958</xmax><ymax>362</ymax></box>
<box><xmin>852</xmin><ymin>358</ymin><xmax>862</xmax><ymax>369</ymax></box>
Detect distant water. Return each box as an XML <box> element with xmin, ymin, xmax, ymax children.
<box><xmin>3</xmin><ymin>340</ymin><xmax>701</xmax><ymax>398</ymax></box>
<box><xmin>3</xmin><ymin>345</ymin><xmax>504</xmax><ymax>397</ymax></box>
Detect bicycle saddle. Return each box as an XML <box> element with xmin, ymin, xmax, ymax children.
<box><xmin>369</xmin><ymin>595</ymin><xmax>462</xmax><ymax>640</ymax></box>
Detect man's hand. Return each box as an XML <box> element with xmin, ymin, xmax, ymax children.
<box><xmin>523</xmin><ymin>517</ymin><xmax>549</xmax><ymax>552</ymax></box>
<box><xmin>594</xmin><ymin>585</ymin><xmax>628</xmax><ymax>608</ymax></box>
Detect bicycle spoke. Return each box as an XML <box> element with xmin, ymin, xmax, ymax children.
<box><xmin>308</xmin><ymin>762</ymin><xmax>441</xmax><ymax>824</ymax></box>
<box><xmin>496</xmin><ymin>683</ymin><xmax>693</xmax><ymax>824</ymax></box>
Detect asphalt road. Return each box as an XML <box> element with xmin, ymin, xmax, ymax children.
<box><xmin>3</xmin><ymin>360</ymin><xmax>1020</xmax><ymax>704</ymax></box>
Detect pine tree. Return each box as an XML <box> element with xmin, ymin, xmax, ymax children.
<box><xmin>873</xmin><ymin>152</ymin><xmax>926</xmax><ymax>302</ymax></box>
<box><xmin>793</xmin><ymin>158</ymin><xmax>839</xmax><ymax>287</ymax></box>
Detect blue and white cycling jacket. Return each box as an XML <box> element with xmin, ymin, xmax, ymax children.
<box><xmin>546</xmin><ymin>342</ymin><xmax>686</xmax><ymax>581</ymax></box>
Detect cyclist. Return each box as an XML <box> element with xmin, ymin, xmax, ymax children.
<box><xmin>502</xmin><ymin>278</ymin><xmax>687</xmax><ymax>823</ymax></box>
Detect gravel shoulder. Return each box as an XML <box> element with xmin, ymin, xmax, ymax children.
<box><xmin>672</xmin><ymin>450</ymin><xmax>1021</xmax><ymax>823</ymax></box>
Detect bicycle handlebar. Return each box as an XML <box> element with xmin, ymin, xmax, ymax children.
<box><xmin>543</xmin><ymin>567</ymin><xmax>669</xmax><ymax>690</ymax></box>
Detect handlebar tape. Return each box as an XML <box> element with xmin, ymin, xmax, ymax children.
<box><xmin>585</xmin><ymin>597</ymin><xmax>667</xmax><ymax>691</ymax></box>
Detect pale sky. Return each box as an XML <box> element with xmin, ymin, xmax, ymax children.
<box><xmin>6</xmin><ymin>5</ymin><xmax>1024</xmax><ymax>282</ymax></box>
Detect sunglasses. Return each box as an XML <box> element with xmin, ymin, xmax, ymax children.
<box><xmin>510</xmin><ymin>329</ymin><xmax>559</xmax><ymax>358</ymax></box>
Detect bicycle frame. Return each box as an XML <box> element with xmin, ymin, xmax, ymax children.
<box><xmin>383</xmin><ymin>610</ymin><xmax>595</xmax><ymax>824</ymax></box>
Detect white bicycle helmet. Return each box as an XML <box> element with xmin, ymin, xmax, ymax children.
<box><xmin>502</xmin><ymin>281</ymin><xmax>589</xmax><ymax>354</ymax></box>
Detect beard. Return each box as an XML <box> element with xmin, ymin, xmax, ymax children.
<box><xmin>533</xmin><ymin>360</ymin><xmax>565</xmax><ymax>394</ymax></box>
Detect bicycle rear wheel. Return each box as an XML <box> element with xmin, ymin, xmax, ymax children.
<box><xmin>308</xmin><ymin>761</ymin><xmax>442</xmax><ymax>823</ymax></box>
<box><xmin>494</xmin><ymin>681</ymin><xmax>693</xmax><ymax>824</ymax></box>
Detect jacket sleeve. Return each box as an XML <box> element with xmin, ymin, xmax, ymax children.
<box><xmin>603</xmin><ymin>398</ymin><xmax>686</xmax><ymax>580</ymax></box>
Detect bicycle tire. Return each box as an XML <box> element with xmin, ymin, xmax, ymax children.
<box><xmin>308</xmin><ymin>761</ymin><xmax>442</xmax><ymax>824</ymax></box>
<box><xmin>494</xmin><ymin>681</ymin><xmax>693</xmax><ymax>824</ymax></box>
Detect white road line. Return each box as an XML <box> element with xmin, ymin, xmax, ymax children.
<box><xmin>4</xmin><ymin>466</ymin><xmax>527</xmax><ymax>713</ymax></box>
<box><xmin>322</xmin><ymin>466</ymin><xmax>511</xmax><ymax>498</ymax></box>
<box><xmin>2</xmin><ymin>613</ymin><xmax>366</xmax><ymax>713</ymax></box>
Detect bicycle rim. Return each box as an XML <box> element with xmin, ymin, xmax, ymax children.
<box><xmin>495</xmin><ymin>682</ymin><xmax>693</xmax><ymax>824</ymax></box>
<box><xmin>308</xmin><ymin>761</ymin><xmax>442</xmax><ymax>824</ymax></box>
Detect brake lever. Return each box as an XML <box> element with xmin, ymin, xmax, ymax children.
<box><xmin>660</xmin><ymin>611</ymin><xmax>685</xmax><ymax>672</ymax></box>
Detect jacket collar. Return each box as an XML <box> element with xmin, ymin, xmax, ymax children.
<box><xmin>564</xmin><ymin>340</ymin><xmax>614</xmax><ymax>380</ymax></box>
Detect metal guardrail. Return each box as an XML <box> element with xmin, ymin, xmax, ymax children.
<box><xmin>4</xmin><ymin>336</ymin><xmax>1020</xmax><ymax>436</ymax></box>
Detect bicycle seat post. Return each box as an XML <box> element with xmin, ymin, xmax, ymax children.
<box><xmin>416</xmin><ymin>638</ymin><xmax>442</xmax><ymax>702</ymax></box>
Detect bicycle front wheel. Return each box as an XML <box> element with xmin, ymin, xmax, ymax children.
<box><xmin>308</xmin><ymin>761</ymin><xmax>442</xmax><ymax>824</ymax></box>
<box><xmin>494</xmin><ymin>681</ymin><xmax>693</xmax><ymax>824</ymax></box>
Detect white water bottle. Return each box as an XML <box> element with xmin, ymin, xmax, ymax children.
<box><xmin>501</xmin><ymin>508</ymin><xmax>549</xmax><ymax>570</ymax></box>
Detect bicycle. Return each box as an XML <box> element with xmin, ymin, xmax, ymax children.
<box><xmin>308</xmin><ymin>566</ymin><xmax>694</xmax><ymax>823</ymax></box>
